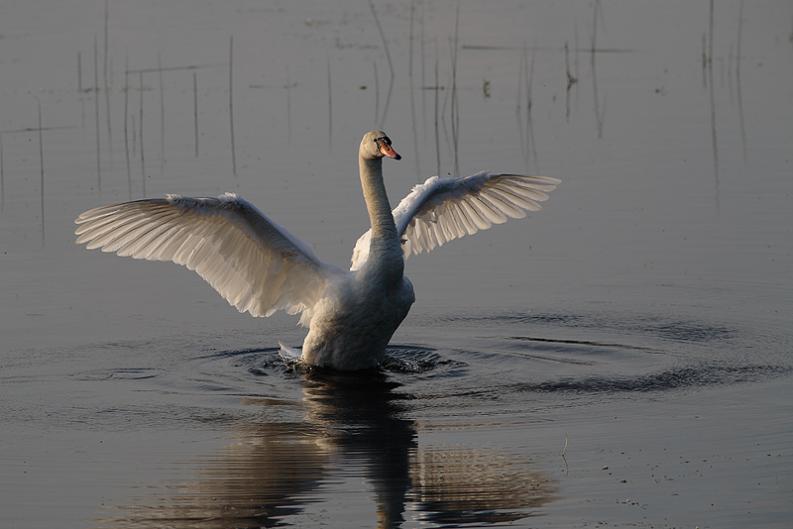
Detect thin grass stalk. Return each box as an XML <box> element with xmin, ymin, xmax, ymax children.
<box><xmin>408</xmin><ymin>0</ymin><xmax>420</xmax><ymax>178</ymax></box>
<box><xmin>103</xmin><ymin>0</ymin><xmax>112</xmax><ymax>148</ymax></box>
<box><xmin>193</xmin><ymin>72</ymin><xmax>199</xmax><ymax>157</ymax></box>
<box><xmin>38</xmin><ymin>101</ymin><xmax>45</xmax><ymax>245</ymax></box>
<box><xmin>94</xmin><ymin>35</ymin><xmax>102</xmax><ymax>192</ymax></box>
<box><xmin>123</xmin><ymin>55</ymin><xmax>131</xmax><ymax>199</ymax></box>
<box><xmin>158</xmin><ymin>52</ymin><xmax>165</xmax><ymax>165</ymax></box>
<box><xmin>368</xmin><ymin>0</ymin><xmax>394</xmax><ymax>126</ymax></box>
<box><xmin>229</xmin><ymin>35</ymin><xmax>237</xmax><ymax>176</ymax></box>
<box><xmin>327</xmin><ymin>55</ymin><xmax>333</xmax><ymax>151</ymax></box>
<box><xmin>139</xmin><ymin>72</ymin><xmax>146</xmax><ymax>197</ymax></box>
<box><xmin>434</xmin><ymin>40</ymin><xmax>440</xmax><ymax>177</ymax></box>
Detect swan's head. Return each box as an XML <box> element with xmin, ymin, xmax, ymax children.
<box><xmin>360</xmin><ymin>130</ymin><xmax>401</xmax><ymax>161</ymax></box>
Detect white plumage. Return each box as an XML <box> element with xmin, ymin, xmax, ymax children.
<box><xmin>75</xmin><ymin>192</ymin><xmax>334</xmax><ymax>325</ymax></box>
<box><xmin>75</xmin><ymin>131</ymin><xmax>559</xmax><ymax>370</ymax></box>
<box><xmin>350</xmin><ymin>172</ymin><xmax>559</xmax><ymax>270</ymax></box>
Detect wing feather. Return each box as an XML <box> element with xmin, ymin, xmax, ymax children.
<box><xmin>76</xmin><ymin>193</ymin><xmax>336</xmax><ymax>320</ymax></box>
<box><xmin>350</xmin><ymin>172</ymin><xmax>560</xmax><ymax>269</ymax></box>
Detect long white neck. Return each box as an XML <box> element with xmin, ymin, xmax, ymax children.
<box><xmin>359</xmin><ymin>156</ymin><xmax>397</xmax><ymax>241</ymax></box>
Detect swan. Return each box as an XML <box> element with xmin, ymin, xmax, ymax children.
<box><xmin>74</xmin><ymin>130</ymin><xmax>560</xmax><ymax>370</ymax></box>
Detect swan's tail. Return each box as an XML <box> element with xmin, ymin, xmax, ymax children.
<box><xmin>278</xmin><ymin>341</ymin><xmax>303</xmax><ymax>365</ymax></box>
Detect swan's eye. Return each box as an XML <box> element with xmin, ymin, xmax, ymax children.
<box><xmin>373</xmin><ymin>136</ymin><xmax>391</xmax><ymax>146</ymax></box>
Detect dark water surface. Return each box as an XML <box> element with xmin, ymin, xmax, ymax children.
<box><xmin>1</xmin><ymin>1</ymin><xmax>792</xmax><ymax>528</ymax></box>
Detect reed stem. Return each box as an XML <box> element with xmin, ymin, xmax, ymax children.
<box><xmin>193</xmin><ymin>72</ymin><xmax>199</xmax><ymax>157</ymax></box>
<box><xmin>94</xmin><ymin>35</ymin><xmax>102</xmax><ymax>193</ymax></box>
<box><xmin>228</xmin><ymin>35</ymin><xmax>237</xmax><ymax>176</ymax></box>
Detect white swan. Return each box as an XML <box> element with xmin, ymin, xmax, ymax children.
<box><xmin>74</xmin><ymin>130</ymin><xmax>560</xmax><ymax>370</ymax></box>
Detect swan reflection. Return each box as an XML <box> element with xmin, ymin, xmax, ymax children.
<box><xmin>97</xmin><ymin>371</ymin><xmax>555</xmax><ymax>528</ymax></box>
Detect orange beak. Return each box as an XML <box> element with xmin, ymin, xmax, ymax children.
<box><xmin>379</xmin><ymin>142</ymin><xmax>402</xmax><ymax>160</ymax></box>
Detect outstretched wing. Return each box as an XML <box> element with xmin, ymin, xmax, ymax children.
<box><xmin>75</xmin><ymin>193</ymin><xmax>337</xmax><ymax>320</ymax></box>
<box><xmin>351</xmin><ymin>173</ymin><xmax>560</xmax><ymax>270</ymax></box>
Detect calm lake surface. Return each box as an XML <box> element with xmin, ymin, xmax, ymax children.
<box><xmin>1</xmin><ymin>1</ymin><xmax>791</xmax><ymax>528</ymax></box>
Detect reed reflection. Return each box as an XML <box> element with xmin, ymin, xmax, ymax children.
<box><xmin>97</xmin><ymin>368</ymin><xmax>555</xmax><ymax>528</ymax></box>
<box><xmin>410</xmin><ymin>447</ymin><xmax>556</xmax><ymax>525</ymax></box>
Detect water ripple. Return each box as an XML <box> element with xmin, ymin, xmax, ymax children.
<box><xmin>515</xmin><ymin>363</ymin><xmax>792</xmax><ymax>394</ymax></box>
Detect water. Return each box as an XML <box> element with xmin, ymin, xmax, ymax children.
<box><xmin>1</xmin><ymin>1</ymin><xmax>792</xmax><ymax>528</ymax></box>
